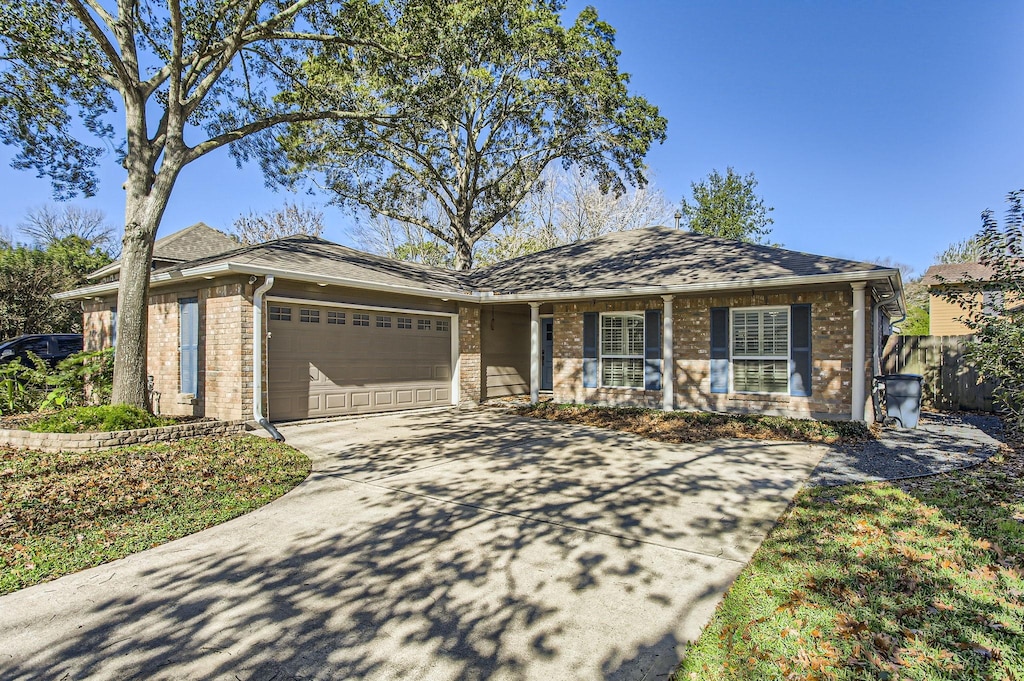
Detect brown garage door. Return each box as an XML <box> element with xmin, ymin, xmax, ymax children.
<box><xmin>267</xmin><ymin>302</ymin><xmax>452</xmax><ymax>420</ymax></box>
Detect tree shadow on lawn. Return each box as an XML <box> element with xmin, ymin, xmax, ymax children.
<box><xmin>0</xmin><ymin>412</ymin><xmax>823</xmax><ymax>681</ymax></box>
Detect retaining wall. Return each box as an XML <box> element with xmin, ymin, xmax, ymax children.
<box><xmin>0</xmin><ymin>419</ymin><xmax>251</xmax><ymax>453</ymax></box>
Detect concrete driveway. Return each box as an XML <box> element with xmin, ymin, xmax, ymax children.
<box><xmin>0</xmin><ymin>410</ymin><xmax>826</xmax><ymax>680</ymax></box>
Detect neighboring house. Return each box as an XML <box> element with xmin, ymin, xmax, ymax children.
<box><xmin>57</xmin><ymin>226</ymin><xmax>905</xmax><ymax>423</ymax></box>
<box><xmin>920</xmin><ymin>262</ymin><xmax>1012</xmax><ymax>336</ymax></box>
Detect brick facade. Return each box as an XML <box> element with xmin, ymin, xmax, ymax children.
<box><xmin>82</xmin><ymin>279</ymin><xmax>875</xmax><ymax>422</ymax></box>
<box><xmin>548</xmin><ymin>287</ymin><xmax>869</xmax><ymax>420</ymax></box>
<box><xmin>458</xmin><ymin>304</ymin><xmax>482</xmax><ymax>404</ymax></box>
<box><xmin>82</xmin><ymin>279</ymin><xmax>253</xmax><ymax>422</ymax></box>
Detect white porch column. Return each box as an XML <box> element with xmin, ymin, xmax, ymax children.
<box><xmin>851</xmin><ymin>282</ymin><xmax>867</xmax><ymax>421</ymax></box>
<box><xmin>662</xmin><ymin>295</ymin><xmax>674</xmax><ymax>411</ymax></box>
<box><xmin>529</xmin><ymin>302</ymin><xmax>541</xmax><ymax>404</ymax></box>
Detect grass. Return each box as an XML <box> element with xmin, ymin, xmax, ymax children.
<box><xmin>0</xmin><ymin>434</ymin><xmax>310</xmax><ymax>594</ymax></box>
<box><xmin>23</xmin><ymin>404</ymin><xmax>175</xmax><ymax>433</ymax></box>
<box><xmin>674</xmin><ymin>432</ymin><xmax>1024</xmax><ymax>680</ymax></box>
<box><xmin>516</xmin><ymin>402</ymin><xmax>872</xmax><ymax>445</ymax></box>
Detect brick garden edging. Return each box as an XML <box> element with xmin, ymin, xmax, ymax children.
<box><xmin>0</xmin><ymin>419</ymin><xmax>252</xmax><ymax>453</ymax></box>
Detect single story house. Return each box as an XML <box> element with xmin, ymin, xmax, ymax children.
<box><xmin>921</xmin><ymin>262</ymin><xmax>1016</xmax><ymax>336</ymax></box>
<box><xmin>58</xmin><ymin>225</ymin><xmax>905</xmax><ymax>424</ymax></box>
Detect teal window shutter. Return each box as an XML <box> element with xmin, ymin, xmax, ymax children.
<box><xmin>790</xmin><ymin>304</ymin><xmax>812</xmax><ymax>397</ymax></box>
<box><xmin>583</xmin><ymin>312</ymin><xmax>598</xmax><ymax>388</ymax></box>
<box><xmin>710</xmin><ymin>307</ymin><xmax>729</xmax><ymax>394</ymax></box>
<box><xmin>644</xmin><ymin>309</ymin><xmax>662</xmax><ymax>390</ymax></box>
<box><xmin>179</xmin><ymin>298</ymin><xmax>199</xmax><ymax>395</ymax></box>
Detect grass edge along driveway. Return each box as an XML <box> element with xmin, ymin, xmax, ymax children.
<box><xmin>1</xmin><ymin>434</ymin><xmax>310</xmax><ymax>595</ymax></box>
<box><xmin>672</xmin><ymin>436</ymin><xmax>1024</xmax><ymax>680</ymax></box>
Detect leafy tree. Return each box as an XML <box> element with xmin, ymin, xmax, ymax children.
<box><xmin>474</xmin><ymin>167</ymin><xmax>674</xmax><ymax>266</ymax></box>
<box><xmin>0</xmin><ymin>0</ymin><xmax>403</xmax><ymax>408</ymax></box>
<box><xmin>939</xmin><ymin>190</ymin><xmax>1024</xmax><ymax>425</ymax></box>
<box><xmin>0</xmin><ymin>236</ymin><xmax>112</xmax><ymax>339</ymax></box>
<box><xmin>899</xmin><ymin>306</ymin><xmax>930</xmax><ymax>336</ymax></box>
<box><xmin>18</xmin><ymin>204</ymin><xmax>116</xmax><ymax>251</ymax></box>
<box><xmin>280</xmin><ymin>0</ymin><xmax>667</xmax><ymax>270</ymax></box>
<box><xmin>232</xmin><ymin>201</ymin><xmax>325</xmax><ymax>245</ymax></box>
<box><xmin>679</xmin><ymin>167</ymin><xmax>775</xmax><ymax>244</ymax></box>
<box><xmin>936</xmin><ymin>234</ymin><xmax>985</xmax><ymax>263</ymax></box>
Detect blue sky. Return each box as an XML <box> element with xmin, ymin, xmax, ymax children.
<box><xmin>2</xmin><ymin>1</ymin><xmax>1022</xmax><ymax>277</ymax></box>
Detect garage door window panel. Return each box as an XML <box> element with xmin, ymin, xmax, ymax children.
<box><xmin>269</xmin><ymin>306</ymin><xmax>291</xmax><ymax>321</ymax></box>
<box><xmin>300</xmin><ymin>309</ymin><xmax>320</xmax><ymax>323</ymax></box>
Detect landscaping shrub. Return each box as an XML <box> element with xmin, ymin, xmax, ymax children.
<box><xmin>0</xmin><ymin>353</ymin><xmax>49</xmax><ymax>415</ymax></box>
<box><xmin>42</xmin><ymin>348</ymin><xmax>115</xmax><ymax>410</ymax></box>
<box><xmin>0</xmin><ymin>348</ymin><xmax>115</xmax><ymax>416</ymax></box>
<box><xmin>25</xmin><ymin>404</ymin><xmax>171</xmax><ymax>433</ymax></box>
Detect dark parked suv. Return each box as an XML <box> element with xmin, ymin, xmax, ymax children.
<box><xmin>0</xmin><ymin>334</ymin><xmax>84</xmax><ymax>367</ymax></box>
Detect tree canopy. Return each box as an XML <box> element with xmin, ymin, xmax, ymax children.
<box><xmin>278</xmin><ymin>0</ymin><xmax>667</xmax><ymax>270</ymax></box>
<box><xmin>0</xmin><ymin>0</ymin><xmax>404</xmax><ymax>408</ymax></box>
<box><xmin>0</xmin><ymin>236</ymin><xmax>113</xmax><ymax>340</ymax></box>
<box><xmin>232</xmin><ymin>201</ymin><xmax>325</xmax><ymax>245</ymax></box>
<box><xmin>679</xmin><ymin>167</ymin><xmax>775</xmax><ymax>244</ymax></box>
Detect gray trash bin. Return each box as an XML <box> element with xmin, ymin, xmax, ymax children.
<box><xmin>881</xmin><ymin>374</ymin><xmax>923</xmax><ymax>428</ymax></box>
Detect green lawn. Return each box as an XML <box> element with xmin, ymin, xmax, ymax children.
<box><xmin>675</xmin><ymin>437</ymin><xmax>1024</xmax><ymax>680</ymax></box>
<box><xmin>0</xmin><ymin>434</ymin><xmax>310</xmax><ymax>594</ymax></box>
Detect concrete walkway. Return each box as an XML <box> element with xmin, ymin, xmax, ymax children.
<box><xmin>0</xmin><ymin>410</ymin><xmax>826</xmax><ymax>681</ymax></box>
<box><xmin>809</xmin><ymin>411</ymin><xmax>1004</xmax><ymax>486</ymax></box>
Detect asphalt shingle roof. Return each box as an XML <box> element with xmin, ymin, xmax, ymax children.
<box><xmin>151</xmin><ymin>222</ymin><xmax>238</xmax><ymax>263</ymax></box>
<box><xmin>174</xmin><ymin>235</ymin><xmax>469</xmax><ymax>293</ymax></box>
<box><xmin>469</xmin><ymin>226</ymin><xmax>888</xmax><ymax>293</ymax></box>
<box><xmin>921</xmin><ymin>262</ymin><xmax>997</xmax><ymax>286</ymax></box>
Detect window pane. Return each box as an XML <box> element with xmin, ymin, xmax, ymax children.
<box><xmin>732</xmin><ymin>311</ymin><xmax>760</xmax><ymax>356</ymax></box>
<box><xmin>602</xmin><ymin>358</ymin><xmax>644</xmax><ymax>388</ymax></box>
<box><xmin>627</xmin><ymin>316</ymin><xmax>645</xmax><ymax>355</ymax></box>
<box><xmin>436</xmin><ymin>319</ymin><xmax>450</xmax><ymax>332</ymax></box>
<box><xmin>734</xmin><ymin>359</ymin><xmax>788</xmax><ymax>393</ymax></box>
<box><xmin>763</xmin><ymin>309</ymin><xmax>789</xmax><ymax>355</ymax></box>
<box><xmin>601</xmin><ymin>316</ymin><xmax>625</xmax><ymax>355</ymax></box>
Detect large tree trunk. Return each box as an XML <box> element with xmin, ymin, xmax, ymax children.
<box><xmin>452</xmin><ymin>214</ymin><xmax>475</xmax><ymax>271</ymax></box>
<box><xmin>110</xmin><ymin>162</ymin><xmax>180</xmax><ymax>409</ymax></box>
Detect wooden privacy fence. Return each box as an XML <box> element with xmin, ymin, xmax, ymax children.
<box><xmin>880</xmin><ymin>335</ymin><xmax>996</xmax><ymax>412</ymax></box>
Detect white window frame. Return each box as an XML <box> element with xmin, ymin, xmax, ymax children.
<box><xmin>729</xmin><ymin>305</ymin><xmax>790</xmax><ymax>395</ymax></box>
<box><xmin>599</xmin><ymin>311</ymin><xmax>646</xmax><ymax>390</ymax></box>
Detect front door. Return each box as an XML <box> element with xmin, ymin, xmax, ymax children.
<box><xmin>541</xmin><ymin>318</ymin><xmax>553</xmax><ymax>391</ymax></box>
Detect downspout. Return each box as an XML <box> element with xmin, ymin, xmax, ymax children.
<box><xmin>252</xmin><ymin>275</ymin><xmax>284</xmax><ymax>441</ymax></box>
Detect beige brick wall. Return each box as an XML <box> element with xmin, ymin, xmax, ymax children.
<box><xmin>82</xmin><ymin>280</ymin><xmax>253</xmax><ymax>422</ymax></box>
<box><xmin>549</xmin><ymin>288</ymin><xmax>863</xmax><ymax>419</ymax></box>
<box><xmin>458</xmin><ymin>304</ymin><xmax>482</xmax><ymax>404</ymax></box>
<box><xmin>552</xmin><ymin>298</ymin><xmax>664</xmax><ymax>409</ymax></box>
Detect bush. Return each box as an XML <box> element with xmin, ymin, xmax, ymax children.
<box><xmin>25</xmin><ymin>405</ymin><xmax>171</xmax><ymax>433</ymax></box>
<box><xmin>0</xmin><ymin>353</ymin><xmax>50</xmax><ymax>415</ymax></box>
<box><xmin>0</xmin><ymin>348</ymin><xmax>115</xmax><ymax>416</ymax></box>
<box><xmin>42</xmin><ymin>348</ymin><xmax>115</xmax><ymax>410</ymax></box>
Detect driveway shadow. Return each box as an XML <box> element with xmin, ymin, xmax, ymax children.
<box><xmin>0</xmin><ymin>411</ymin><xmax>824</xmax><ymax>681</ymax></box>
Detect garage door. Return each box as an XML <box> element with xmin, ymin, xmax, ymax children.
<box><xmin>267</xmin><ymin>302</ymin><xmax>453</xmax><ymax>420</ymax></box>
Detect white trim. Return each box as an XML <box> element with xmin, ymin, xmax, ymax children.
<box><xmin>662</xmin><ymin>295</ymin><xmax>674</xmax><ymax>411</ymax></box>
<box><xmin>852</xmin><ymin>282</ymin><xmax>867</xmax><ymax>421</ymax></box>
<box><xmin>529</xmin><ymin>302</ymin><xmax>541</xmax><ymax>403</ymax></box>
<box><xmin>451</xmin><ymin>313</ymin><xmax>460</xmax><ymax>407</ymax></box>
<box><xmin>729</xmin><ymin>306</ymin><xmax>791</xmax><ymax>396</ymax></box>
<box><xmin>265</xmin><ymin>295</ymin><xmax>457</xmax><ymax>319</ymax></box>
